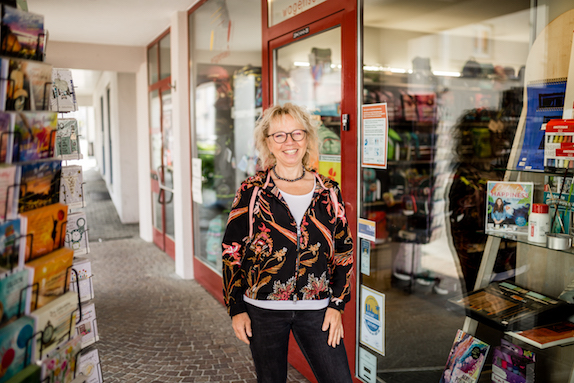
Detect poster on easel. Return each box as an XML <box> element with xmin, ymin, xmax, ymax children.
<box><xmin>564</xmin><ymin>30</ymin><xmax>574</xmax><ymax>119</ymax></box>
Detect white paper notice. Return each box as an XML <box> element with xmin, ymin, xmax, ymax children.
<box><xmin>362</xmin><ymin>103</ymin><xmax>389</xmax><ymax>169</ymax></box>
<box><xmin>192</xmin><ymin>158</ymin><xmax>203</xmax><ymax>204</ymax></box>
<box><xmin>360</xmin><ymin>285</ymin><xmax>385</xmax><ymax>355</ymax></box>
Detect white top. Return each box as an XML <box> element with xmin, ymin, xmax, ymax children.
<box><xmin>279</xmin><ymin>181</ymin><xmax>315</xmax><ymax>227</ymax></box>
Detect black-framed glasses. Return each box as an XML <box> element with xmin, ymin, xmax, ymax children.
<box><xmin>267</xmin><ymin>129</ymin><xmax>307</xmax><ymax>143</ymax></box>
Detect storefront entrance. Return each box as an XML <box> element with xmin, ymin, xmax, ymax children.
<box><xmin>266</xmin><ymin>8</ymin><xmax>359</xmax><ymax>381</ymax></box>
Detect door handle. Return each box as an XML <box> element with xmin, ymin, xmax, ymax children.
<box><xmin>342</xmin><ymin>114</ymin><xmax>350</xmax><ymax>131</ymax></box>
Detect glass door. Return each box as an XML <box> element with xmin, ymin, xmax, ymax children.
<box><xmin>149</xmin><ymin>87</ymin><xmax>175</xmax><ymax>258</ymax></box>
<box><xmin>268</xmin><ymin>10</ymin><xmax>359</xmax><ymax>379</ymax></box>
<box><xmin>148</xmin><ymin>32</ymin><xmax>175</xmax><ymax>259</ymax></box>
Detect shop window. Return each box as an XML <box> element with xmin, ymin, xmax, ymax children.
<box><xmin>189</xmin><ymin>0</ymin><xmax>262</xmax><ymax>271</ymax></box>
<box><xmin>358</xmin><ymin>1</ymin><xmax>534</xmax><ymax>382</ymax></box>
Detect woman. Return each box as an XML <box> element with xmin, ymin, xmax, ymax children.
<box><xmin>492</xmin><ymin>197</ymin><xmax>506</xmax><ymax>225</ymax></box>
<box><xmin>222</xmin><ymin>103</ymin><xmax>354</xmax><ymax>383</ymax></box>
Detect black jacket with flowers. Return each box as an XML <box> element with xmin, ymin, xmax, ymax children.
<box><xmin>222</xmin><ymin>169</ymin><xmax>354</xmax><ymax>317</ymax></box>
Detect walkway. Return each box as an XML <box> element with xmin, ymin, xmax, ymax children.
<box><xmin>81</xmin><ymin>164</ymin><xmax>309</xmax><ymax>382</ymax></box>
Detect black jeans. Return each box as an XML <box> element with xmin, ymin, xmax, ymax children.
<box><xmin>245</xmin><ymin>303</ymin><xmax>353</xmax><ymax>383</ymax></box>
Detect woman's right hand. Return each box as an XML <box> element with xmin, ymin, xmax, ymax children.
<box><xmin>232</xmin><ymin>312</ymin><xmax>252</xmax><ymax>345</ymax></box>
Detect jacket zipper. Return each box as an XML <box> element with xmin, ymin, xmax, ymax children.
<box><xmin>294</xmin><ymin>225</ymin><xmax>301</xmax><ymax>302</ymax></box>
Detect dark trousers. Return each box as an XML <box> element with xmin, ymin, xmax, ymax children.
<box><xmin>245</xmin><ymin>303</ymin><xmax>353</xmax><ymax>383</ymax></box>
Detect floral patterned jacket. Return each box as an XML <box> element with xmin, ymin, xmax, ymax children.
<box><xmin>222</xmin><ymin>169</ymin><xmax>354</xmax><ymax>317</ymax></box>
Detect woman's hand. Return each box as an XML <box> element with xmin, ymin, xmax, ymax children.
<box><xmin>322</xmin><ymin>307</ymin><xmax>344</xmax><ymax>348</ymax></box>
<box><xmin>232</xmin><ymin>312</ymin><xmax>252</xmax><ymax>345</ymax></box>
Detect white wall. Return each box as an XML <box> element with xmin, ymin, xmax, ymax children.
<box><xmin>46</xmin><ymin>42</ymin><xmax>144</xmax><ymax>73</ymax></box>
<box><xmin>92</xmin><ymin>71</ymin><xmax>140</xmax><ymax>224</ymax></box>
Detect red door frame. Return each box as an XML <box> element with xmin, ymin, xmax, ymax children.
<box><xmin>148</xmin><ymin>29</ymin><xmax>176</xmax><ymax>260</ymax></box>
<box><xmin>264</xmin><ymin>3</ymin><xmax>359</xmax><ymax>382</ymax></box>
<box><xmin>190</xmin><ymin>0</ymin><xmax>360</xmax><ymax>381</ymax></box>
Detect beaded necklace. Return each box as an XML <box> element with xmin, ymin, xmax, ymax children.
<box><xmin>272</xmin><ymin>165</ymin><xmax>305</xmax><ymax>182</ymax></box>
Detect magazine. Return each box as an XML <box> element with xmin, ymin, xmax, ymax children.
<box><xmin>440</xmin><ymin>329</ymin><xmax>489</xmax><ymax>383</ymax></box>
<box><xmin>485</xmin><ymin>181</ymin><xmax>533</xmax><ymax>234</ymax></box>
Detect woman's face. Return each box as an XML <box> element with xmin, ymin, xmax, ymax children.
<box><xmin>496</xmin><ymin>198</ymin><xmax>503</xmax><ymax>207</ymax></box>
<box><xmin>267</xmin><ymin>115</ymin><xmax>307</xmax><ymax>169</ymax></box>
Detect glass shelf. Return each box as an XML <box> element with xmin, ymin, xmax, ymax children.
<box><xmin>494</xmin><ymin>168</ymin><xmax>574</xmax><ymax>177</ymax></box>
<box><xmin>486</xmin><ymin>230</ymin><xmax>574</xmax><ymax>255</ymax></box>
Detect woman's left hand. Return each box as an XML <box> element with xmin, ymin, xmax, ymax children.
<box><xmin>322</xmin><ymin>307</ymin><xmax>344</xmax><ymax>348</ymax></box>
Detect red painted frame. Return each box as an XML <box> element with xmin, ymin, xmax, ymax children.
<box><xmin>264</xmin><ymin>2</ymin><xmax>359</xmax><ymax>382</ymax></box>
<box><xmin>188</xmin><ymin>0</ymin><xmax>360</xmax><ymax>381</ymax></box>
<box><xmin>148</xmin><ymin>29</ymin><xmax>176</xmax><ymax>261</ymax></box>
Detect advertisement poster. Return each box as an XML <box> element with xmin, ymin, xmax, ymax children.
<box><xmin>358</xmin><ymin>218</ymin><xmax>376</xmax><ymax>242</ymax></box>
<box><xmin>360</xmin><ymin>285</ymin><xmax>385</xmax><ymax>355</ymax></box>
<box><xmin>360</xmin><ymin>239</ymin><xmax>371</xmax><ymax>276</ymax></box>
<box><xmin>358</xmin><ymin>347</ymin><xmax>377</xmax><ymax>383</ymax></box>
<box><xmin>192</xmin><ymin>158</ymin><xmax>203</xmax><ymax>204</ymax></box>
<box><xmin>362</xmin><ymin>103</ymin><xmax>389</xmax><ymax>169</ymax></box>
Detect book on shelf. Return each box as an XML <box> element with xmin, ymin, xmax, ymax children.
<box><xmin>69</xmin><ymin>256</ymin><xmax>93</xmax><ymax>302</ymax></box>
<box><xmin>0</xmin><ymin>5</ymin><xmax>44</xmax><ymax>61</ymax></box>
<box><xmin>18</xmin><ymin>160</ymin><xmax>61</xmax><ymax>213</ymax></box>
<box><xmin>29</xmin><ymin>290</ymin><xmax>78</xmax><ymax>361</ymax></box>
<box><xmin>66</xmin><ymin>212</ymin><xmax>89</xmax><ymax>255</ymax></box>
<box><xmin>447</xmin><ymin>280</ymin><xmax>574</xmax><ymax>332</ymax></box>
<box><xmin>485</xmin><ymin>181</ymin><xmax>533</xmax><ymax>235</ymax></box>
<box><xmin>25</xmin><ymin>247</ymin><xmax>73</xmax><ymax>309</ymax></box>
<box><xmin>492</xmin><ymin>339</ymin><xmax>535</xmax><ymax>383</ymax></box>
<box><xmin>77</xmin><ymin>347</ymin><xmax>103</xmax><ymax>383</ymax></box>
<box><xmin>0</xmin><ymin>164</ymin><xmax>20</xmax><ymax>220</ymax></box>
<box><xmin>14</xmin><ymin>111</ymin><xmax>57</xmax><ymax>161</ymax></box>
<box><xmin>507</xmin><ymin>320</ymin><xmax>574</xmax><ymax>349</ymax></box>
<box><xmin>40</xmin><ymin>335</ymin><xmax>82</xmax><ymax>383</ymax></box>
<box><xmin>55</xmin><ymin>118</ymin><xmax>81</xmax><ymax>159</ymax></box>
<box><xmin>50</xmin><ymin>69</ymin><xmax>78</xmax><ymax>112</ymax></box>
<box><xmin>0</xmin><ymin>268</ymin><xmax>31</xmax><ymax>325</ymax></box>
<box><xmin>60</xmin><ymin>165</ymin><xmax>83</xmax><ymax>208</ymax></box>
<box><xmin>0</xmin><ymin>111</ymin><xmax>15</xmax><ymax>163</ymax></box>
<box><xmin>2</xmin><ymin>57</ymin><xmax>52</xmax><ymax>111</ymax></box>
<box><xmin>4</xmin><ymin>363</ymin><xmax>41</xmax><ymax>383</ymax></box>
<box><xmin>0</xmin><ymin>315</ymin><xmax>35</xmax><ymax>383</ymax></box>
<box><xmin>0</xmin><ymin>218</ymin><xmax>24</xmax><ymax>272</ymax></box>
<box><xmin>19</xmin><ymin>202</ymin><xmax>67</xmax><ymax>261</ymax></box>
<box><xmin>76</xmin><ymin>302</ymin><xmax>98</xmax><ymax>348</ymax></box>
<box><xmin>439</xmin><ymin>329</ymin><xmax>490</xmax><ymax>383</ymax></box>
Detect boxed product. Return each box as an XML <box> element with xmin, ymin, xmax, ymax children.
<box><xmin>492</xmin><ymin>339</ymin><xmax>535</xmax><ymax>383</ymax></box>
<box><xmin>544</xmin><ymin>119</ymin><xmax>574</xmax><ymax>170</ymax></box>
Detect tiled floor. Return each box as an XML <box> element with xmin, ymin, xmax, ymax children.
<box><xmin>82</xmin><ymin>166</ymin><xmax>309</xmax><ymax>383</ymax></box>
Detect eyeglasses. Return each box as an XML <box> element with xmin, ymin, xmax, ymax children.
<box><xmin>267</xmin><ymin>129</ymin><xmax>307</xmax><ymax>143</ymax></box>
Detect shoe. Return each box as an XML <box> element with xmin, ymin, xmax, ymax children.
<box><xmin>393</xmin><ymin>270</ymin><xmax>411</xmax><ymax>281</ymax></box>
<box><xmin>433</xmin><ymin>284</ymin><xmax>449</xmax><ymax>295</ymax></box>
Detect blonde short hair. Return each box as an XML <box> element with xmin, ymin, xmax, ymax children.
<box><xmin>254</xmin><ymin>103</ymin><xmax>320</xmax><ymax>170</ymax></box>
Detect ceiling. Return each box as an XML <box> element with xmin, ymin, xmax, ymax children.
<box><xmin>26</xmin><ymin>0</ymin><xmax>532</xmax><ymax>96</ymax></box>
<box><xmin>26</xmin><ymin>0</ymin><xmax>199</xmax><ymax>46</ymax></box>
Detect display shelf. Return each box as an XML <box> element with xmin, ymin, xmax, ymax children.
<box><xmin>485</xmin><ymin>230</ymin><xmax>574</xmax><ymax>254</ymax></box>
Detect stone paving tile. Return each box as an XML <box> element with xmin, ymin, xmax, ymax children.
<box><xmin>85</xmin><ymin>175</ymin><xmax>310</xmax><ymax>383</ymax></box>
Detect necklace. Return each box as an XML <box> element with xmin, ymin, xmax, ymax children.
<box><xmin>272</xmin><ymin>165</ymin><xmax>305</xmax><ymax>182</ymax></box>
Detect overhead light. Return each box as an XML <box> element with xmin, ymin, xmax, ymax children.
<box><xmin>294</xmin><ymin>61</ymin><xmax>310</xmax><ymax>67</ymax></box>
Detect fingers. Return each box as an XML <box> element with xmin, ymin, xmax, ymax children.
<box><xmin>323</xmin><ymin>308</ymin><xmax>344</xmax><ymax>348</ymax></box>
<box><xmin>232</xmin><ymin>313</ymin><xmax>252</xmax><ymax>345</ymax></box>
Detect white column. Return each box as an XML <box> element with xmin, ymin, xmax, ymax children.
<box><xmin>136</xmin><ymin>60</ymin><xmax>153</xmax><ymax>242</ymax></box>
<box><xmin>171</xmin><ymin>11</ymin><xmax>194</xmax><ymax>279</ymax></box>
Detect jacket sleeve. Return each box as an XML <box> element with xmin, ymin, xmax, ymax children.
<box><xmin>328</xmin><ymin>185</ymin><xmax>354</xmax><ymax>312</ymax></box>
<box><xmin>222</xmin><ymin>183</ymin><xmax>253</xmax><ymax>317</ymax></box>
